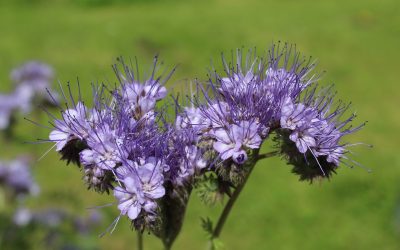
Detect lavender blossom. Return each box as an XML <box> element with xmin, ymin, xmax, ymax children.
<box><xmin>275</xmin><ymin>85</ymin><xmax>366</xmax><ymax>181</ymax></box>
<box><xmin>114</xmin><ymin>158</ymin><xmax>165</xmax><ymax>220</ymax></box>
<box><xmin>175</xmin><ymin>106</ymin><xmax>206</xmax><ymax>130</ymax></box>
<box><xmin>212</xmin><ymin>121</ymin><xmax>261</xmax><ymax>164</ymax></box>
<box><xmin>191</xmin><ymin>43</ymin><xmax>364</xmax><ymax>183</ymax></box>
<box><xmin>81</xmin><ymin>127</ymin><xmax>121</xmax><ymax>170</ymax></box>
<box><xmin>49</xmin><ymin>102</ymin><xmax>90</xmax><ymax>152</ymax></box>
<box><xmin>0</xmin><ymin>93</ymin><xmax>19</xmax><ymax>130</ymax></box>
<box><xmin>166</xmin><ymin>124</ymin><xmax>207</xmax><ymax>185</ymax></box>
<box><xmin>45</xmin><ymin>56</ymin><xmax>204</xmax><ymax>235</ymax></box>
<box><xmin>0</xmin><ymin>157</ymin><xmax>39</xmax><ymax>197</ymax></box>
<box><xmin>0</xmin><ymin>61</ymin><xmax>59</xmax><ymax>133</ymax></box>
<box><xmin>11</xmin><ymin>61</ymin><xmax>59</xmax><ymax>107</ymax></box>
<box><xmin>41</xmin><ymin>46</ymin><xmax>367</xmax><ymax>248</ymax></box>
<box><xmin>121</xmin><ymin>80</ymin><xmax>166</xmax><ymax>119</ymax></box>
<box><xmin>11</xmin><ymin>61</ymin><xmax>53</xmax><ymax>85</ymax></box>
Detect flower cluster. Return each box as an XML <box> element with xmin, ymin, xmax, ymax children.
<box><xmin>276</xmin><ymin>89</ymin><xmax>364</xmax><ymax>180</ymax></box>
<box><xmin>185</xmin><ymin>44</ymin><xmax>365</xmax><ymax>182</ymax></box>
<box><xmin>45</xmin><ymin>44</ymin><xmax>366</xmax><ymax>245</ymax></box>
<box><xmin>48</xmin><ymin>57</ymin><xmax>206</xmax><ymax>231</ymax></box>
<box><xmin>0</xmin><ymin>61</ymin><xmax>59</xmax><ymax>131</ymax></box>
<box><xmin>11</xmin><ymin>61</ymin><xmax>59</xmax><ymax>108</ymax></box>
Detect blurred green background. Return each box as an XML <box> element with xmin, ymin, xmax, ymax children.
<box><xmin>0</xmin><ymin>0</ymin><xmax>399</xmax><ymax>249</ymax></box>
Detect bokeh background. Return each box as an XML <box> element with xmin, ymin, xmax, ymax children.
<box><xmin>0</xmin><ymin>0</ymin><xmax>399</xmax><ymax>249</ymax></box>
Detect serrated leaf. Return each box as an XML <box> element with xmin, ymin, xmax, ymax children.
<box><xmin>200</xmin><ymin>217</ymin><xmax>213</xmax><ymax>237</ymax></box>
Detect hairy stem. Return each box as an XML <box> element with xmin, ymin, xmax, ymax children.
<box><xmin>137</xmin><ymin>231</ymin><xmax>143</xmax><ymax>250</ymax></box>
<box><xmin>211</xmin><ymin>160</ymin><xmax>257</xmax><ymax>240</ymax></box>
<box><xmin>210</xmin><ymin>150</ymin><xmax>277</xmax><ymax>246</ymax></box>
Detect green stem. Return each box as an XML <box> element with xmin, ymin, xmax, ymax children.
<box><xmin>164</xmin><ymin>243</ymin><xmax>171</xmax><ymax>250</ymax></box>
<box><xmin>162</xmin><ymin>237</ymin><xmax>172</xmax><ymax>250</ymax></box>
<box><xmin>257</xmin><ymin>151</ymin><xmax>279</xmax><ymax>161</ymax></box>
<box><xmin>211</xmin><ymin>161</ymin><xmax>256</xmax><ymax>239</ymax></box>
<box><xmin>210</xmin><ymin>150</ymin><xmax>277</xmax><ymax>245</ymax></box>
<box><xmin>137</xmin><ymin>231</ymin><xmax>143</xmax><ymax>250</ymax></box>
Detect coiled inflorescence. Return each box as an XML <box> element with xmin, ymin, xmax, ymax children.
<box><xmin>46</xmin><ymin>44</ymin><xmax>366</xmax><ymax>238</ymax></box>
<box><xmin>188</xmin><ymin>43</ymin><xmax>366</xmax><ymax>181</ymax></box>
<box><xmin>48</xmin><ymin>57</ymin><xmax>207</xmax><ymax>232</ymax></box>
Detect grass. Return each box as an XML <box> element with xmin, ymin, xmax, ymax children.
<box><xmin>0</xmin><ymin>0</ymin><xmax>399</xmax><ymax>249</ymax></box>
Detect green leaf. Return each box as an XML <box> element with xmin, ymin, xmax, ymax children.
<box><xmin>200</xmin><ymin>217</ymin><xmax>213</xmax><ymax>237</ymax></box>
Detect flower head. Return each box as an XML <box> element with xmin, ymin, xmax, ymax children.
<box><xmin>114</xmin><ymin>158</ymin><xmax>165</xmax><ymax>220</ymax></box>
<box><xmin>212</xmin><ymin>121</ymin><xmax>261</xmax><ymax>164</ymax></box>
<box><xmin>0</xmin><ymin>93</ymin><xmax>19</xmax><ymax>130</ymax></box>
<box><xmin>0</xmin><ymin>157</ymin><xmax>39</xmax><ymax>198</ymax></box>
<box><xmin>11</xmin><ymin>61</ymin><xmax>59</xmax><ymax>107</ymax></box>
<box><xmin>45</xmin><ymin>56</ymin><xmax>194</xmax><ymax>229</ymax></box>
<box><xmin>189</xmin><ymin>43</ymin><xmax>365</xmax><ymax>182</ymax></box>
<box><xmin>275</xmin><ymin>85</ymin><xmax>366</xmax><ymax>181</ymax></box>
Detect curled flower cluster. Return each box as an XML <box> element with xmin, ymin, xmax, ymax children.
<box><xmin>189</xmin><ymin>44</ymin><xmax>365</xmax><ymax>182</ymax></box>
<box><xmin>45</xmin><ymin>44</ymin><xmax>366</xmax><ymax>246</ymax></box>
<box><xmin>48</xmin><ymin>57</ymin><xmax>206</xmax><ymax>232</ymax></box>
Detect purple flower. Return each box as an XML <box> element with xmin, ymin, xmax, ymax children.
<box><xmin>220</xmin><ymin>69</ymin><xmax>257</xmax><ymax>93</ymax></box>
<box><xmin>44</xmin><ymin>56</ymin><xmax>176</xmax><ymax>224</ymax></box>
<box><xmin>165</xmin><ymin>125</ymin><xmax>208</xmax><ymax>185</ymax></box>
<box><xmin>40</xmin><ymin>48</ymin><xmax>367</xmax><ymax>239</ymax></box>
<box><xmin>114</xmin><ymin>158</ymin><xmax>165</xmax><ymax>220</ymax></box>
<box><xmin>275</xmin><ymin>83</ymin><xmax>366</xmax><ymax>181</ymax></box>
<box><xmin>212</xmin><ymin>121</ymin><xmax>261</xmax><ymax>164</ymax></box>
<box><xmin>0</xmin><ymin>157</ymin><xmax>39</xmax><ymax>197</ymax></box>
<box><xmin>114</xmin><ymin>57</ymin><xmax>170</xmax><ymax>121</ymax></box>
<box><xmin>0</xmin><ymin>93</ymin><xmax>19</xmax><ymax>130</ymax></box>
<box><xmin>280</xmin><ymin>97</ymin><xmax>313</xmax><ymax>130</ymax></box>
<box><xmin>193</xmin><ymin>45</ymin><xmax>316</xmax><ymax>167</ymax></box>
<box><xmin>121</xmin><ymin>82</ymin><xmax>159</xmax><ymax>119</ymax></box>
<box><xmin>49</xmin><ymin>102</ymin><xmax>90</xmax><ymax>151</ymax></box>
<box><xmin>13</xmin><ymin>85</ymin><xmax>35</xmax><ymax>113</ymax></box>
<box><xmin>176</xmin><ymin>106</ymin><xmax>206</xmax><ymax>130</ymax></box>
<box><xmin>11</xmin><ymin>61</ymin><xmax>59</xmax><ymax>106</ymax></box>
<box><xmin>81</xmin><ymin>126</ymin><xmax>122</xmax><ymax>170</ymax></box>
<box><xmin>11</xmin><ymin>61</ymin><xmax>53</xmax><ymax>85</ymax></box>
<box><xmin>288</xmin><ymin>126</ymin><xmax>317</xmax><ymax>153</ymax></box>
<box><xmin>114</xmin><ymin>181</ymin><xmax>141</xmax><ymax>220</ymax></box>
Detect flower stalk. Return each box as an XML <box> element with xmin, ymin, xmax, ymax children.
<box><xmin>211</xmin><ymin>162</ymin><xmax>256</xmax><ymax>240</ymax></box>
<box><xmin>210</xmin><ymin>149</ymin><xmax>279</xmax><ymax>246</ymax></box>
<box><xmin>137</xmin><ymin>231</ymin><xmax>143</xmax><ymax>250</ymax></box>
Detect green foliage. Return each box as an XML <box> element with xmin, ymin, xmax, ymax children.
<box><xmin>200</xmin><ymin>217</ymin><xmax>213</xmax><ymax>237</ymax></box>
<box><xmin>200</xmin><ymin>217</ymin><xmax>224</xmax><ymax>250</ymax></box>
<box><xmin>0</xmin><ymin>0</ymin><xmax>398</xmax><ymax>249</ymax></box>
<box><xmin>195</xmin><ymin>172</ymin><xmax>225</xmax><ymax>206</ymax></box>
